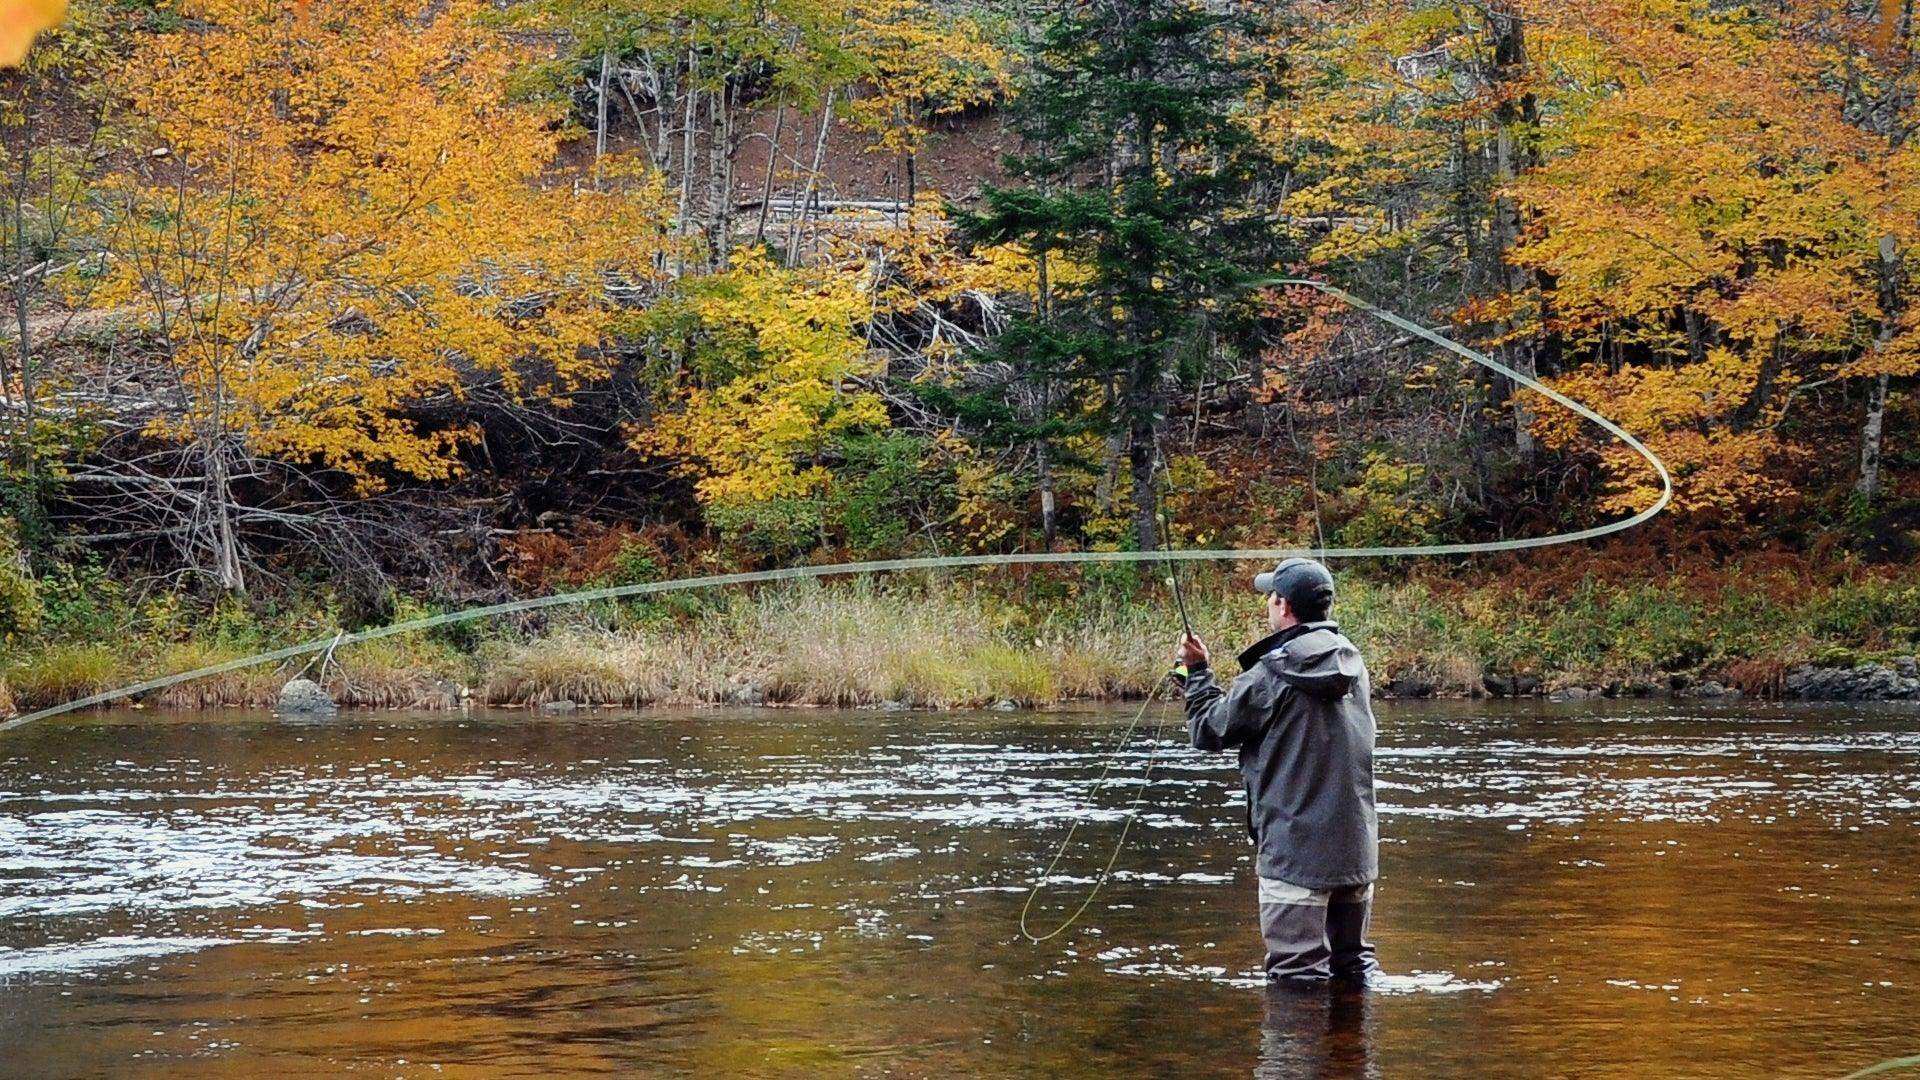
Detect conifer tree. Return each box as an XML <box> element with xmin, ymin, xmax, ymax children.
<box><xmin>959</xmin><ymin>0</ymin><xmax>1284</xmax><ymax>551</ymax></box>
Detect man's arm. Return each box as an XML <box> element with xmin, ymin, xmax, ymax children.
<box><xmin>1178</xmin><ymin>635</ymin><xmax>1273</xmax><ymax>752</ymax></box>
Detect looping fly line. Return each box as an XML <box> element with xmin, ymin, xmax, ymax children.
<box><xmin>0</xmin><ymin>274</ymin><xmax>1674</xmax><ymax>963</ymax></box>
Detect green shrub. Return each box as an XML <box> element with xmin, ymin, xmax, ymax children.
<box><xmin>0</xmin><ymin>516</ymin><xmax>41</xmax><ymax>637</ymax></box>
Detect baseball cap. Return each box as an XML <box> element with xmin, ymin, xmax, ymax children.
<box><xmin>1252</xmin><ymin>557</ymin><xmax>1335</xmax><ymax>612</ymax></box>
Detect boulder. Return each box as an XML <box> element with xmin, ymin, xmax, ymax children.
<box><xmin>1784</xmin><ymin>662</ymin><xmax>1920</xmax><ymax>702</ymax></box>
<box><xmin>276</xmin><ymin>678</ymin><xmax>337</xmax><ymax>718</ymax></box>
<box><xmin>538</xmin><ymin>698</ymin><xmax>578</xmax><ymax>713</ymax></box>
<box><xmin>1547</xmin><ymin>686</ymin><xmax>1600</xmax><ymax>702</ymax></box>
<box><xmin>1482</xmin><ymin>673</ymin><xmax>1527</xmax><ymax>698</ymax></box>
<box><xmin>1385</xmin><ymin>675</ymin><xmax>1436</xmax><ymax>699</ymax></box>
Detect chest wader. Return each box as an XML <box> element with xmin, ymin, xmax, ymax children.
<box><xmin>1258</xmin><ymin>877</ymin><xmax>1380</xmax><ymax>986</ymax></box>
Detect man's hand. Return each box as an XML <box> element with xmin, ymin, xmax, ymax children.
<box><xmin>1177</xmin><ymin>632</ymin><xmax>1210</xmax><ymax>669</ymax></box>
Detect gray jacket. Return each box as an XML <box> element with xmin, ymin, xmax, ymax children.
<box><xmin>1183</xmin><ymin>621</ymin><xmax>1378</xmax><ymax>889</ymax></box>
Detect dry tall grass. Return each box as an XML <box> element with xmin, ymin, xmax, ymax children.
<box><xmin>472</xmin><ymin>576</ymin><xmax>1457</xmax><ymax>709</ymax></box>
<box><xmin>14</xmin><ymin>559</ymin><xmax>1903</xmax><ymax>717</ymax></box>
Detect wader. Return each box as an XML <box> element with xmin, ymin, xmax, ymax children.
<box><xmin>1258</xmin><ymin>877</ymin><xmax>1379</xmax><ymax>985</ymax></box>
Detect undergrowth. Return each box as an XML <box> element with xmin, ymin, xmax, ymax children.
<box><xmin>2</xmin><ymin>555</ymin><xmax>1917</xmax><ymax>714</ymax></box>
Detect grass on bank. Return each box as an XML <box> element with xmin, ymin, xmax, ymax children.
<box><xmin>4</xmin><ymin>558</ymin><xmax>1920</xmax><ymax>713</ymax></box>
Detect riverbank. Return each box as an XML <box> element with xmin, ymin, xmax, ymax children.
<box><xmin>6</xmin><ymin>555</ymin><xmax>1920</xmax><ymax>717</ymax></box>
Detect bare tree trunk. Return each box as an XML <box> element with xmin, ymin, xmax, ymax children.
<box><xmin>754</xmin><ymin>102</ymin><xmax>787</xmax><ymax>247</ymax></box>
<box><xmin>707</xmin><ymin>79</ymin><xmax>734</xmax><ymax>269</ymax></box>
<box><xmin>1036</xmin><ymin>438</ymin><xmax>1057</xmax><ymax>551</ymax></box>
<box><xmin>1859</xmin><ymin>235</ymin><xmax>1902</xmax><ymax>502</ymax></box>
<box><xmin>674</xmin><ymin>47</ymin><xmax>698</xmax><ymax>279</ymax></box>
<box><xmin>5</xmin><ymin>114</ymin><xmax>38</xmax><ymax>478</ymax></box>
<box><xmin>1034</xmin><ymin>247</ymin><xmax>1056</xmax><ymax>550</ymax></box>
<box><xmin>594</xmin><ymin>45</ymin><xmax>612</xmax><ymax>189</ymax></box>
<box><xmin>1094</xmin><ymin>379</ymin><xmax>1123</xmax><ymax>513</ymax></box>
<box><xmin>787</xmin><ymin>89</ymin><xmax>835</xmax><ymax>268</ymax></box>
<box><xmin>11</xmin><ymin>275</ymin><xmax>33</xmax><ymax>479</ymax></box>
<box><xmin>1859</xmin><ymin>372</ymin><xmax>1890</xmax><ymax>502</ymax></box>
<box><xmin>204</xmin><ymin>439</ymin><xmax>245</xmax><ymax>594</ymax></box>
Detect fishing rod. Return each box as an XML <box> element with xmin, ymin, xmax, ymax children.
<box><xmin>1152</xmin><ymin>445</ymin><xmax>1195</xmax><ymax>641</ymax></box>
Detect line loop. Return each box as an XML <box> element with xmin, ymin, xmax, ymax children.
<box><xmin>1</xmin><ymin>281</ymin><xmax>1670</xmax><ymax>738</ymax></box>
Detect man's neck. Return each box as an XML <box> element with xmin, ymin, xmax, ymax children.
<box><xmin>1238</xmin><ymin>620</ymin><xmax>1330</xmax><ymax>670</ymax></box>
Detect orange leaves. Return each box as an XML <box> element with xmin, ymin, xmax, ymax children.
<box><xmin>1508</xmin><ymin>0</ymin><xmax>1893</xmax><ymax>355</ymax></box>
<box><xmin>1594</xmin><ymin>428</ymin><xmax>1803</xmax><ymax>520</ymax></box>
<box><xmin>1532</xmin><ymin>349</ymin><xmax>1803</xmax><ymax>522</ymax></box>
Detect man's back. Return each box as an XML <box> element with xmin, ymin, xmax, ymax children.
<box><xmin>1186</xmin><ymin>621</ymin><xmax>1379</xmax><ymax>889</ymax></box>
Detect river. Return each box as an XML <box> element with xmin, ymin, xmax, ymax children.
<box><xmin>1</xmin><ymin>701</ymin><xmax>1916</xmax><ymax>1077</ymax></box>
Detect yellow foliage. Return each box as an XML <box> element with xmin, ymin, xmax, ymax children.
<box><xmin>635</xmin><ymin>250</ymin><xmax>888</xmax><ymax>507</ymax></box>
<box><xmin>92</xmin><ymin>0</ymin><xmax>671</xmax><ymax>488</ymax></box>
<box><xmin>840</xmin><ymin>0</ymin><xmax>1006</xmax><ymax>154</ymax></box>
<box><xmin>841</xmin><ymin>192</ymin><xmax>1092</xmax><ymax>309</ymax></box>
<box><xmin>1532</xmin><ymin>352</ymin><xmax>1802</xmax><ymax>522</ymax></box>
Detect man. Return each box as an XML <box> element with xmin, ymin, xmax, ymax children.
<box><xmin>1175</xmin><ymin>557</ymin><xmax>1380</xmax><ymax>988</ymax></box>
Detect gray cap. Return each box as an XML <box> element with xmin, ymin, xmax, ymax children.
<box><xmin>1253</xmin><ymin>557</ymin><xmax>1335</xmax><ymax>612</ymax></box>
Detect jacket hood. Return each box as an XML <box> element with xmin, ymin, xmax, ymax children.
<box><xmin>1257</xmin><ymin>624</ymin><xmax>1362</xmax><ymax>700</ymax></box>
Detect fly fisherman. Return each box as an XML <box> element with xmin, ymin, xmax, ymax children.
<box><xmin>1174</xmin><ymin>557</ymin><xmax>1381</xmax><ymax>988</ymax></box>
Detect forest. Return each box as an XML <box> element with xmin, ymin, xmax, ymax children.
<box><xmin>3</xmin><ymin>0</ymin><xmax>1920</xmax><ymax>712</ymax></box>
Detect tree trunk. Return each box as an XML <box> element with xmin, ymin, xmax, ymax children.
<box><xmin>707</xmin><ymin>79</ymin><xmax>734</xmax><ymax>269</ymax></box>
<box><xmin>1858</xmin><ymin>373</ymin><xmax>1890</xmax><ymax>503</ymax></box>
<box><xmin>673</xmin><ymin>47</ymin><xmax>698</xmax><ymax>278</ymax></box>
<box><xmin>1488</xmin><ymin>3</ymin><xmax>1540</xmax><ymax>458</ymax></box>
<box><xmin>6</xmin><ymin>129</ymin><xmax>36</xmax><ymax>478</ymax></box>
<box><xmin>754</xmin><ymin>102</ymin><xmax>787</xmax><ymax>247</ymax></box>
<box><xmin>1129</xmin><ymin>412</ymin><xmax>1160</xmax><ymax>553</ymax></box>
<box><xmin>1732</xmin><ymin>337</ymin><xmax>1784</xmax><ymax>430</ymax></box>
<box><xmin>1859</xmin><ymin>235</ymin><xmax>1901</xmax><ymax>502</ymax></box>
<box><xmin>1036</xmin><ymin>438</ymin><xmax>1057</xmax><ymax>551</ymax></box>
<box><xmin>787</xmin><ymin>89</ymin><xmax>835</xmax><ymax>268</ymax></box>
<box><xmin>204</xmin><ymin>440</ymin><xmax>245</xmax><ymax>595</ymax></box>
<box><xmin>1035</xmin><ymin>247</ymin><xmax>1057</xmax><ymax>549</ymax></box>
<box><xmin>594</xmin><ymin>45</ymin><xmax>612</xmax><ymax>189</ymax></box>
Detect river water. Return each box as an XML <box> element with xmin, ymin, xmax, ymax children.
<box><xmin>1</xmin><ymin>701</ymin><xmax>1917</xmax><ymax>1077</ymax></box>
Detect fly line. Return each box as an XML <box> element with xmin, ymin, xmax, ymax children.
<box><xmin>0</xmin><ymin>277</ymin><xmax>1674</xmax><ymax>954</ymax></box>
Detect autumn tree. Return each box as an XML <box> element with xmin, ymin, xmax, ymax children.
<box><xmin>1509</xmin><ymin>0</ymin><xmax>1895</xmax><ymax>529</ymax></box>
<box><xmin>628</xmin><ymin>247</ymin><xmax>887</xmax><ymax>554</ymax></box>
<box><xmin>86</xmin><ymin>0</ymin><xmax>671</xmax><ymax>592</ymax></box>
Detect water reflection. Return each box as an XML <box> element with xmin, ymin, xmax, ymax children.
<box><xmin>1258</xmin><ymin>987</ymin><xmax>1375</xmax><ymax>1080</ymax></box>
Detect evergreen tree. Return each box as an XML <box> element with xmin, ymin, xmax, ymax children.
<box><xmin>958</xmin><ymin>0</ymin><xmax>1285</xmax><ymax>551</ymax></box>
